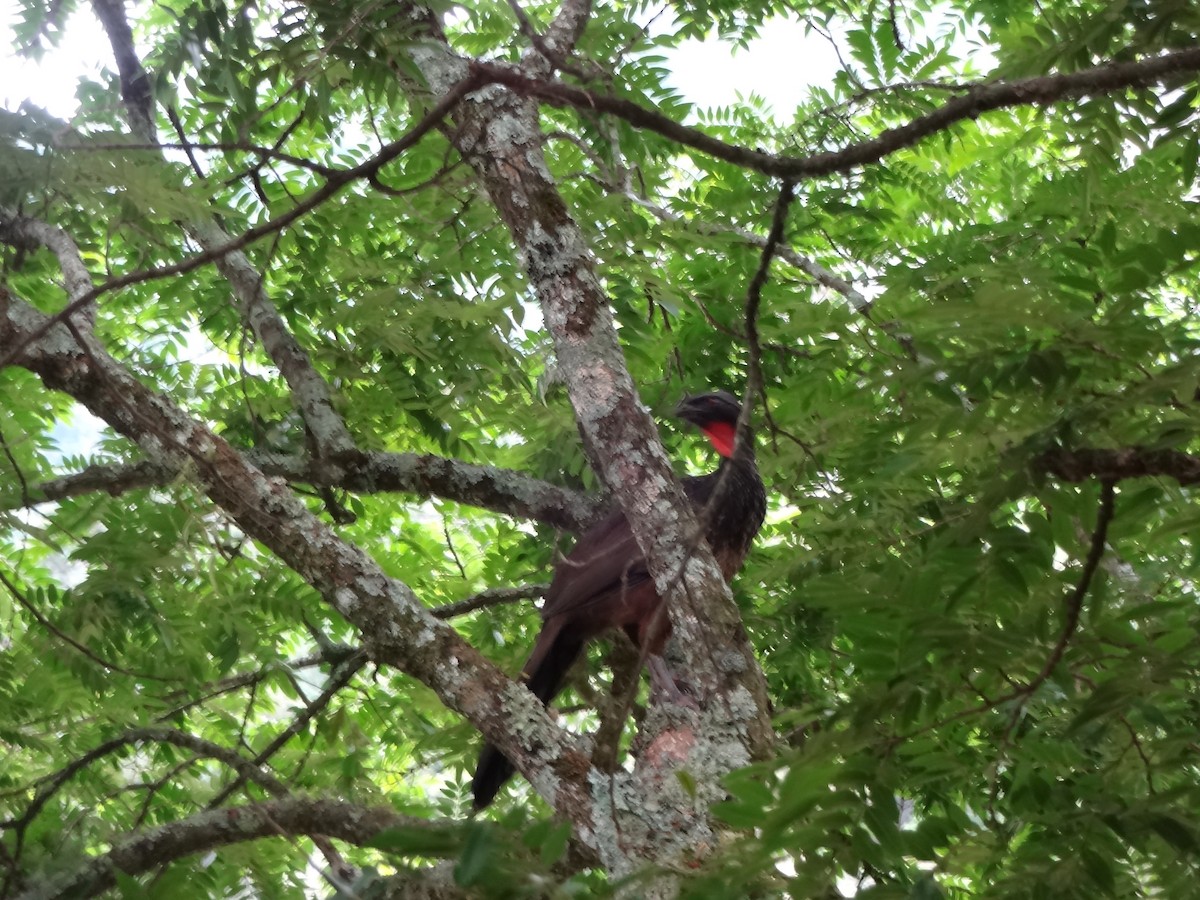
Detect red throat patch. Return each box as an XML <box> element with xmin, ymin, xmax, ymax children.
<box><xmin>702</xmin><ymin>421</ymin><xmax>736</xmax><ymax>458</ymax></box>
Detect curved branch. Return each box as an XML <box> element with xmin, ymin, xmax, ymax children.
<box><xmin>4</xmin><ymin>727</ymin><xmax>286</xmax><ymax>845</ymax></box>
<box><xmin>1024</xmin><ymin>481</ymin><xmax>1117</xmax><ymax>696</ymax></box>
<box><xmin>471</xmin><ymin>46</ymin><xmax>1200</xmax><ymax>179</ymax></box>
<box><xmin>4</xmin><ymin>452</ymin><xmax>601</xmax><ymax>532</ymax></box>
<box><xmin>206</xmin><ymin>655</ymin><xmax>367</xmax><ymax>808</ymax></box>
<box><xmin>16</xmin><ymin>797</ymin><xmax>443</xmax><ymax>900</ymax></box>
<box><xmin>0</xmin><ymin>209</ymin><xmax>96</xmax><ymax>328</ymax></box>
<box><xmin>623</xmin><ymin>190</ymin><xmax>872</xmax><ymax>313</ymax></box>
<box><xmin>0</xmin><ymin>569</ymin><xmax>169</xmax><ymax>682</ymax></box>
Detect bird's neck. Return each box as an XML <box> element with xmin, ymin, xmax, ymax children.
<box><xmin>702</xmin><ymin>422</ymin><xmax>756</xmax><ymax>461</ymax></box>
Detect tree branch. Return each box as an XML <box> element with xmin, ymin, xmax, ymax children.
<box><xmin>471</xmin><ymin>46</ymin><xmax>1200</xmax><ymax>179</ymax></box>
<box><xmin>5</xmin><ymin>727</ymin><xmax>291</xmax><ymax>860</ymax></box>
<box><xmin>0</xmin><ymin>209</ymin><xmax>96</xmax><ymax>329</ymax></box>
<box><xmin>90</xmin><ymin>0</ymin><xmax>357</xmax><ymax>459</ymax></box>
<box><xmin>623</xmin><ymin>189</ymin><xmax>872</xmax><ymax>314</ymax></box>
<box><xmin>1037</xmin><ymin>446</ymin><xmax>1200</xmax><ymax>486</ymax></box>
<box><xmin>430</xmin><ymin>582</ymin><xmax>548</xmax><ymax>619</ymax></box>
<box><xmin>1023</xmin><ymin>481</ymin><xmax>1117</xmax><ymax>697</ymax></box>
<box><xmin>16</xmin><ymin>797</ymin><xmax>445</xmax><ymax>900</ymax></box>
<box><xmin>2</xmin><ymin>451</ymin><xmax>601</xmax><ymax>532</ymax></box>
<box><xmin>206</xmin><ymin>655</ymin><xmax>367</xmax><ymax>808</ymax></box>
<box><xmin>0</xmin><ymin>71</ymin><xmax>483</xmax><ymax>373</ymax></box>
<box><xmin>0</xmin><ymin>569</ymin><xmax>170</xmax><ymax>682</ymax></box>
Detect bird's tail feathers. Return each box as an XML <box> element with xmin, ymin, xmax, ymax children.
<box><xmin>471</xmin><ymin>625</ymin><xmax>583</xmax><ymax>810</ymax></box>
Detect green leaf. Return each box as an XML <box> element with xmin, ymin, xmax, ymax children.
<box><xmin>454</xmin><ymin>823</ymin><xmax>495</xmax><ymax>886</ymax></box>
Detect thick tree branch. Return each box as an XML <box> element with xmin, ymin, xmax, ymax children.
<box><xmin>471</xmin><ymin>46</ymin><xmax>1200</xmax><ymax>179</ymax></box>
<box><xmin>16</xmin><ymin>797</ymin><xmax>444</xmax><ymax>900</ymax></box>
<box><xmin>0</xmin><ymin>289</ymin><xmax>590</xmax><ymax>828</ymax></box>
<box><xmin>2</xmin><ymin>452</ymin><xmax>601</xmax><ymax>532</ymax></box>
<box><xmin>414</xmin><ymin>22</ymin><xmax>773</xmax><ymax>713</ymax></box>
<box><xmin>376</xmin><ymin>8</ymin><xmax>775</xmax><ymax>873</ymax></box>
<box><xmin>513</xmin><ymin>0</ymin><xmax>593</xmax><ymax>75</ymax></box>
<box><xmin>539</xmin><ymin>0</ymin><xmax>592</xmax><ymax>60</ymax></box>
<box><xmin>1037</xmin><ymin>446</ymin><xmax>1200</xmax><ymax>486</ymax></box>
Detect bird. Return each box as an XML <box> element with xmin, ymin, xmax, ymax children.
<box><xmin>471</xmin><ymin>390</ymin><xmax>766</xmax><ymax>809</ymax></box>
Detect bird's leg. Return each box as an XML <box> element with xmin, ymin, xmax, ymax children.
<box><xmin>647</xmin><ymin>654</ymin><xmax>699</xmax><ymax>709</ymax></box>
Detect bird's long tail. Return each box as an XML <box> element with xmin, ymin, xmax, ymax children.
<box><xmin>471</xmin><ymin>623</ymin><xmax>583</xmax><ymax>810</ymax></box>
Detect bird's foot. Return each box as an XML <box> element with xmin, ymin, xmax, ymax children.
<box><xmin>648</xmin><ymin>655</ymin><xmax>700</xmax><ymax>710</ymax></box>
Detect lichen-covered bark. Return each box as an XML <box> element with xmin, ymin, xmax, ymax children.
<box><xmin>5</xmin><ymin>450</ymin><xmax>601</xmax><ymax>532</ymax></box>
<box><xmin>19</xmin><ymin>798</ymin><xmax>441</xmax><ymax>900</ymax></box>
<box><xmin>0</xmin><ymin>289</ymin><xmax>591</xmax><ymax>832</ymax></box>
<box><xmin>361</xmin><ymin>3</ymin><xmax>776</xmax><ymax>881</ymax></box>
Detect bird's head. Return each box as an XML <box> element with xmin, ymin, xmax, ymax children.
<box><xmin>675</xmin><ymin>390</ymin><xmax>743</xmax><ymax>458</ymax></box>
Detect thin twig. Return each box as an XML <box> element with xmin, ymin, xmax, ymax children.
<box><xmin>429</xmin><ymin>583</ymin><xmax>548</xmax><ymax>619</ymax></box>
<box><xmin>0</xmin><ymin>569</ymin><xmax>170</xmax><ymax>682</ymax></box>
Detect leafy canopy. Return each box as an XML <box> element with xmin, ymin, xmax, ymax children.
<box><xmin>2</xmin><ymin>0</ymin><xmax>1200</xmax><ymax>896</ymax></box>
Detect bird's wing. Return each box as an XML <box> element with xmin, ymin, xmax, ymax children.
<box><xmin>539</xmin><ymin>508</ymin><xmax>650</xmax><ymax>621</ymax></box>
<box><xmin>539</xmin><ymin>475</ymin><xmax>717</xmax><ymax>621</ymax></box>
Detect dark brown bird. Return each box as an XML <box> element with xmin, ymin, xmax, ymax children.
<box><xmin>471</xmin><ymin>390</ymin><xmax>766</xmax><ymax>809</ymax></box>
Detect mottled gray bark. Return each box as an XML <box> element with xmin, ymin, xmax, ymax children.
<box><xmin>0</xmin><ymin>289</ymin><xmax>589</xmax><ymax>831</ymax></box>
<box><xmin>4</xmin><ymin>451</ymin><xmax>601</xmax><ymax>532</ymax></box>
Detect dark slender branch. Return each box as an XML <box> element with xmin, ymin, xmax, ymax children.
<box><xmin>2</xmin><ymin>727</ymin><xmax>287</xmax><ymax>858</ymax></box>
<box><xmin>171</xmin><ymin>648</ymin><xmax>352</xmax><ymax>704</ymax></box>
<box><xmin>12</xmin><ymin>43</ymin><xmax>1189</xmax><ymax>373</ymax></box>
<box><xmin>471</xmin><ymin>46</ymin><xmax>1200</xmax><ymax>179</ymax></box>
<box><xmin>0</xmin><ymin>429</ymin><xmax>30</xmax><ymax>505</ymax></box>
<box><xmin>1037</xmin><ymin>446</ymin><xmax>1200</xmax><ymax>486</ymax></box>
<box><xmin>624</xmin><ymin>190</ymin><xmax>871</xmax><ymax>314</ymax></box>
<box><xmin>3</xmin><ymin>451</ymin><xmax>601</xmax><ymax>533</ymax></box>
<box><xmin>1024</xmin><ymin>481</ymin><xmax>1117</xmax><ymax>695</ymax></box>
<box><xmin>895</xmin><ymin>482</ymin><xmax>1118</xmax><ymax>747</ymax></box>
<box><xmin>589</xmin><ymin>636</ymin><xmax>643</xmax><ymax>772</ymax></box>
<box><xmin>429</xmin><ymin>583</ymin><xmax>548</xmax><ymax>619</ymax></box>
<box><xmin>1119</xmin><ymin>715</ymin><xmax>1156</xmax><ymax>795</ymax></box>
<box><xmin>0</xmin><ymin>569</ymin><xmax>170</xmax><ymax>682</ymax></box>
<box><xmin>741</xmin><ymin>179</ymin><xmax>797</xmax><ymax>444</ymax></box>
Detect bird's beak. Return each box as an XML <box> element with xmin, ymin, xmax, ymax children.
<box><xmin>673</xmin><ymin>395</ymin><xmax>697</xmax><ymax>423</ymax></box>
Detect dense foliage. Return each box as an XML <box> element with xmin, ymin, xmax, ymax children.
<box><xmin>2</xmin><ymin>0</ymin><xmax>1199</xmax><ymax>896</ymax></box>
